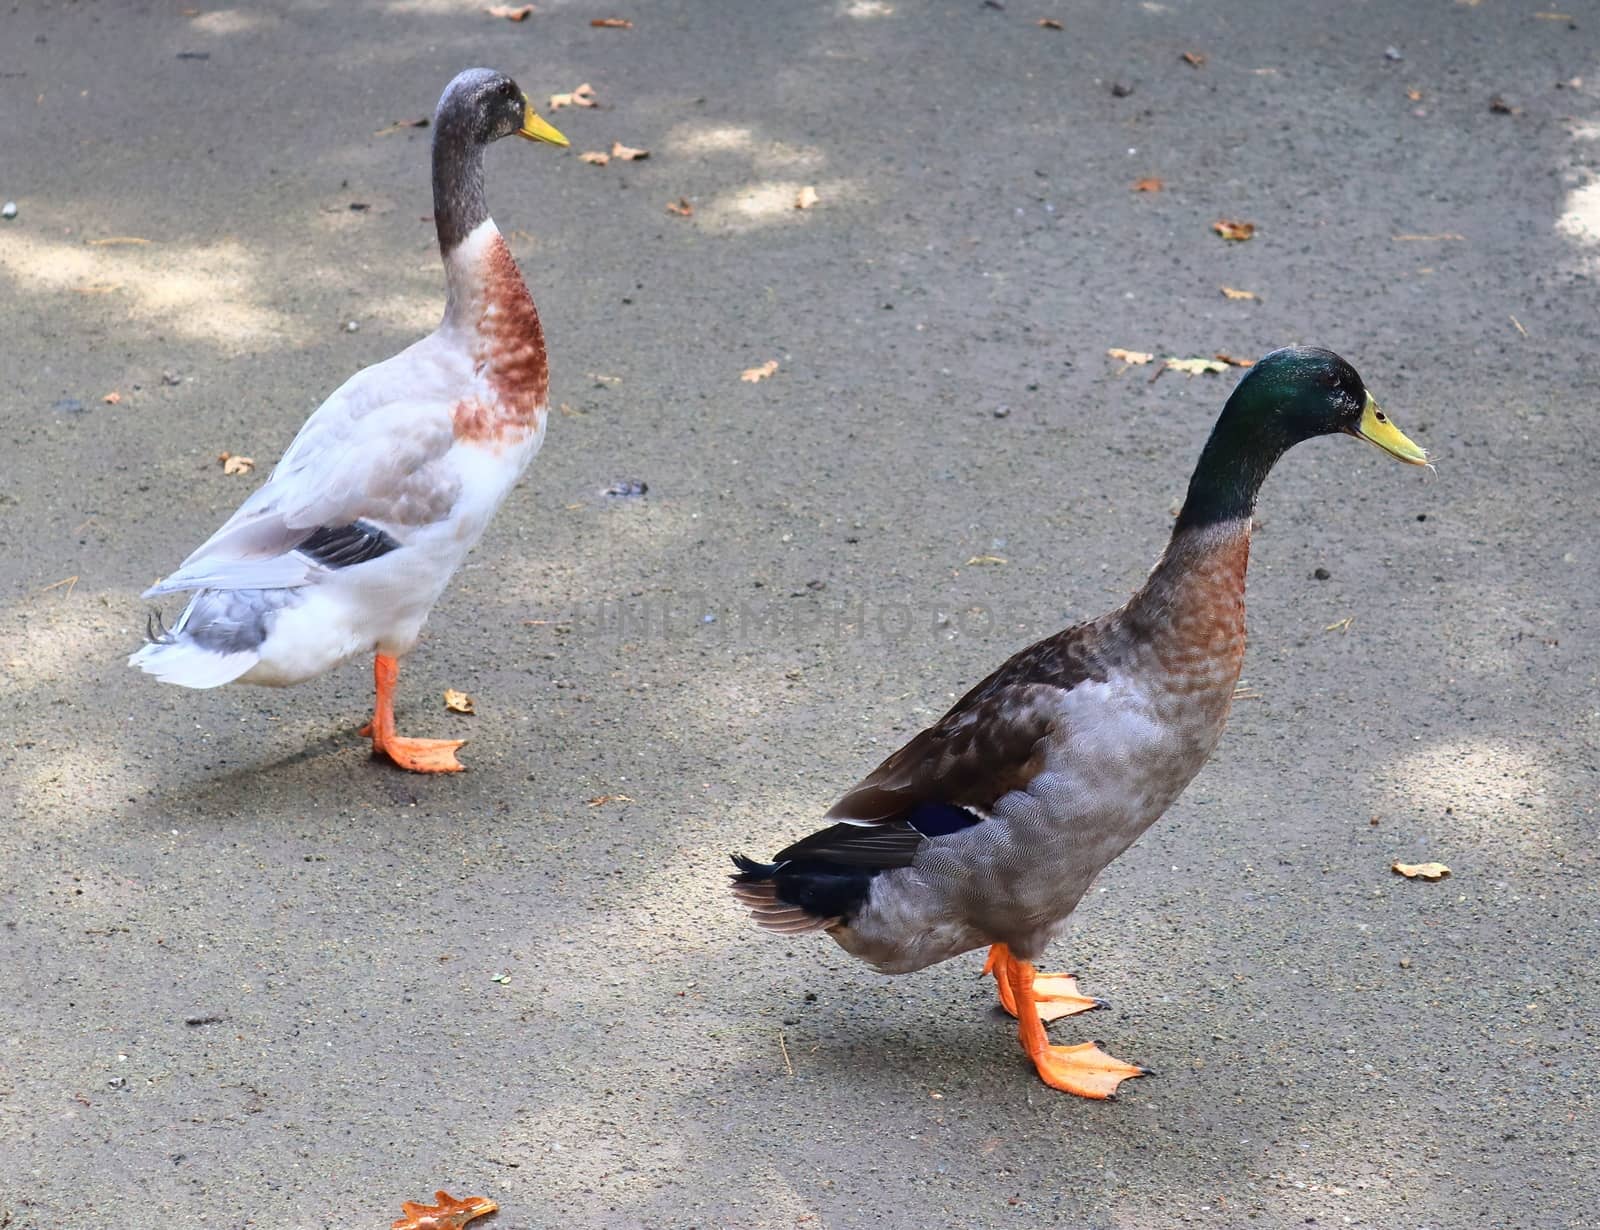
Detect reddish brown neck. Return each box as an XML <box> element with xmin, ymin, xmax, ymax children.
<box><xmin>1123</xmin><ymin>517</ymin><xmax>1252</xmax><ymax>656</ymax></box>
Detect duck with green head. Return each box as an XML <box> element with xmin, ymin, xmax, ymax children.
<box><xmin>732</xmin><ymin>346</ymin><xmax>1428</xmax><ymax>1099</ymax></box>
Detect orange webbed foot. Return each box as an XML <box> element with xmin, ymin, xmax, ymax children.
<box><xmin>360</xmin><ymin>652</ymin><xmax>467</xmax><ymax>773</ymax></box>
<box><xmin>1029</xmin><ymin>1040</ymin><xmax>1151</xmax><ymax>1100</ymax></box>
<box><xmin>367</xmin><ymin>733</ymin><xmax>467</xmax><ymax>774</ymax></box>
<box><xmin>995</xmin><ymin>945</ymin><xmax>1150</xmax><ymax>1100</ymax></box>
<box><xmin>984</xmin><ymin>944</ymin><xmax>1106</xmax><ymax>1022</ymax></box>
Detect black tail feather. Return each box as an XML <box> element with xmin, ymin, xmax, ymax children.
<box><xmin>728</xmin><ymin>853</ymin><xmax>876</xmax><ymax>930</ymax></box>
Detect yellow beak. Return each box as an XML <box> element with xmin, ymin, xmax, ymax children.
<box><xmin>518</xmin><ymin>97</ymin><xmax>569</xmax><ymax>146</ymax></box>
<box><xmin>1352</xmin><ymin>391</ymin><xmax>1429</xmax><ymax>465</ymax></box>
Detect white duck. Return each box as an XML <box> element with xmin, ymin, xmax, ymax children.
<box><xmin>131</xmin><ymin>68</ymin><xmax>568</xmax><ymax>773</ymax></box>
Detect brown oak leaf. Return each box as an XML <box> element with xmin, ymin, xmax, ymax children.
<box><xmin>665</xmin><ymin>197</ymin><xmax>694</xmax><ymax>216</ymax></box>
<box><xmin>1164</xmin><ymin>357</ymin><xmax>1229</xmax><ymax>375</ymax></box>
<box><xmin>1181</xmin><ymin>50</ymin><xmax>1207</xmax><ymax>67</ymax></box>
<box><xmin>443</xmin><ymin>689</ymin><xmax>475</xmax><ymax>715</ymax></box>
<box><xmin>1132</xmin><ymin>177</ymin><xmax>1164</xmax><ymax>192</ymax></box>
<box><xmin>1213</xmin><ymin>353</ymin><xmax>1255</xmax><ymax>367</ymax></box>
<box><xmin>795</xmin><ymin>185</ymin><xmax>820</xmax><ymax>210</ymax></box>
<box><xmin>1212</xmin><ymin>219</ymin><xmax>1254</xmax><ymax>241</ymax></box>
<box><xmin>485</xmin><ymin>4</ymin><xmax>534</xmax><ymax>20</ymax></box>
<box><xmin>1220</xmin><ymin>285</ymin><xmax>1259</xmax><ymax>301</ymax></box>
<box><xmin>103</xmin><ymin>391</ymin><xmax>122</xmax><ymax>405</ymax></box>
<box><xmin>392</xmin><ymin>1190</ymin><xmax>497</xmax><ymax>1230</ymax></box>
<box><xmin>586</xmin><ymin>793</ymin><xmax>636</xmax><ymax>807</ymax></box>
<box><xmin>610</xmin><ymin>141</ymin><xmax>649</xmax><ymax>160</ymax></box>
<box><xmin>219</xmin><ymin>452</ymin><xmax>255</xmax><ymax>475</ymax></box>
<box><xmin>1106</xmin><ymin>347</ymin><xmax>1154</xmax><ymax>365</ymax></box>
<box><xmin>1392</xmin><ymin>861</ymin><xmax>1451</xmax><ymax>881</ymax></box>
<box><xmin>591</xmin><ymin>16</ymin><xmax>633</xmax><ymax>27</ymax></box>
<box><xmin>741</xmin><ymin>359</ymin><xmax>779</xmax><ymax>382</ymax></box>
<box><xmin>579</xmin><ymin>151</ymin><xmax>610</xmax><ymax>165</ymax></box>
<box><xmin>549</xmin><ymin>83</ymin><xmax>597</xmax><ymax>110</ymax></box>
<box><xmin>1038</xmin><ymin>17</ymin><xmax>1063</xmax><ymax>29</ymax></box>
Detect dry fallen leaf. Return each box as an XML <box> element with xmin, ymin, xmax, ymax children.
<box><xmin>375</xmin><ymin>117</ymin><xmax>430</xmax><ymax>136</ymax></box>
<box><xmin>1220</xmin><ymin>286</ymin><xmax>1259</xmax><ymax>301</ymax></box>
<box><xmin>443</xmin><ymin>689</ymin><xmax>475</xmax><ymax>715</ymax></box>
<box><xmin>1038</xmin><ymin>17</ymin><xmax>1063</xmax><ymax>29</ymax></box>
<box><xmin>795</xmin><ymin>185</ymin><xmax>820</xmax><ymax>210</ymax></box>
<box><xmin>1405</xmin><ymin>88</ymin><xmax>1423</xmax><ymax>101</ymax></box>
<box><xmin>1392</xmin><ymin>861</ymin><xmax>1451</xmax><ymax>881</ymax></box>
<box><xmin>579</xmin><ymin>151</ymin><xmax>610</xmax><ymax>165</ymax></box>
<box><xmin>586</xmin><ymin>793</ymin><xmax>636</xmax><ymax>807</ymax></box>
<box><xmin>485</xmin><ymin>4</ymin><xmax>534</xmax><ymax>20</ymax></box>
<box><xmin>741</xmin><ymin>359</ymin><xmax>779</xmax><ymax>383</ymax></box>
<box><xmin>219</xmin><ymin>453</ymin><xmax>255</xmax><ymax>476</ymax></box>
<box><xmin>1214</xmin><ymin>353</ymin><xmax>1255</xmax><ymax>367</ymax></box>
<box><xmin>549</xmin><ymin>83</ymin><xmax>598</xmax><ymax>110</ymax></box>
<box><xmin>1213</xmin><ymin>219</ymin><xmax>1255</xmax><ymax>241</ymax></box>
<box><xmin>102</xmin><ymin>391</ymin><xmax>122</xmax><ymax>405</ymax></box>
<box><xmin>391</xmin><ymin>1190</ymin><xmax>498</xmax><ymax>1230</ymax></box>
<box><xmin>1132</xmin><ymin>177</ymin><xmax>1164</xmax><ymax>193</ymax></box>
<box><xmin>965</xmin><ymin>555</ymin><xmax>1008</xmax><ymax>566</ymax></box>
<box><xmin>1107</xmin><ymin>347</ymin><xmax>1155</xmax><ymax>365</ymax></box>
<box><xmin>591</xmin><ymin>16</ymin><xmax>633</xmax><ymax>27</ymax></box>
<box><xmin>665</xmin><ymin>197</ymin><xmax>694</xmax><ymax>216</ymax></box>
<box><xmin>1181</xmin><ymin>50</ymin><xmax>1207</xmax><ymax>67</ymax></box>
<box><xmin>610</xmin><ymin>141</ymin><xmax>649</xmax><ymax>160</ymax></box>
<box><xmin>1164</xmin><ymin>357</ymin><xmax>1229</xmax><ymax>375</ymax></box>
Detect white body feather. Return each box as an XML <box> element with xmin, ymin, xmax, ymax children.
<box><xmin>131</xmin><ymin>221</ymin><xmax>545</xmax><ymax>689</ymax></box>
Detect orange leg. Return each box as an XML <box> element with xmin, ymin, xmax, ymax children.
<box><xmin>984</xmin><ymin>943</ymin><xmax>1105</xmax><ymax>1023</ymax></box>
<box><xmin>996</xmin><ymin>947</ymin><xmax>1148</xmax><ymax>1099</ymax></box>
<box><xmin>357</xmin><ymin>653</ymin><xmax>466</xmax><ymax>774</ymax></box>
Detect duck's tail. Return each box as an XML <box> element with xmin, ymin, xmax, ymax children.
<box><xmin>728</xmin><ymin>855</ymin><xmax>856</xmax><ymax>934</ymax></box>
<box><xmin>127</xmin><ymin>590</ymin><xmax>279</xmax><ymax>689</ymax></box>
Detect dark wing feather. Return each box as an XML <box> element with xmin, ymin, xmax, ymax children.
<box><xmin>822</xmin><ymin>619</ymin><xmax>1113</xmax><ymax>827</ymax></box>
<box><xmin>295</xmin><ymin>521</ymin><xmax>401</xmax><ymax>569</ymax></box>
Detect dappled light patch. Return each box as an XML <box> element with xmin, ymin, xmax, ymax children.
<box><xmin>365</xmin><ymin>291</ymin><xmax>447</xmax><ymax>333</ymax></box>
<box><xmin>188</xmin><ymin>9</ymin><xmax>277</xmax><ymax>35</ymax></box>
<box><xmin>665</xmin><ymin>122</ymin><xmax>826</xmax><ymax>171</ymax></box>
<box><xmin>693</xmin><ymin>178</ymin><xmax>857</xmax><ymax>232</ymax></box>
<box><xmin>1377</xmin><ymin>736</ymin><xmax>1559</xmax><ymax>854</ymax></box>
<box><xmin>0</xmin><ymin>233</ymin><xmax>301</xmax><ymax>349</ymax></box>
<box><xmin>1557</xmin><ymin>179</ymin><xmax>1600</xmax><ymax>248</ymax></box>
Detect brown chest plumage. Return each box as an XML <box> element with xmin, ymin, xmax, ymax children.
<box><xmin>451</xmin><ymin>235</ymin><xmax>548</xmax><ymax>448</ymax></box>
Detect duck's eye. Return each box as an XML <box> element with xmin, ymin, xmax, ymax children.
<box><xmin>1374</xmin><ymin>410</ymin><xmax>1388</xmax><ymax>423</ymax></box>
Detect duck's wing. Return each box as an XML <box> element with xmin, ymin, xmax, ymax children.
<box><xmin>774</xmin><ymin>625</ymin><xmax>1109</xmax><ymax>869</ymax></box>
<box><xmin>146</xmin><ymin>354</ymin><xmax>462</xmax><ymax>596</ymax></box>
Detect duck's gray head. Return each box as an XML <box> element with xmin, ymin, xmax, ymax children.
<box><xmin>434</xmin><ymin>67</ymin><xmax>568</xmax><ymax>147</ymax></box>
<box><xmin>430</xmin><ymin>68</ymin><xmax>566</xmax><ymax>255</ymax></box>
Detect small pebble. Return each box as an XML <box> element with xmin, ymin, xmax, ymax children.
<box><xmin>1110</xmin><ymin>82</ymin><xmax>1134</xmax><ymax>98</ymax></box>
<box><xmin>603</xmin><ymin>478</ymin><xmax>648</xmax><ymax>497</ymax></box>
<box><xmin>1384</xmin><ymin>46</ymin><xmax>1404</xmax><ymax>61</ymax></box>
<box><xmin>1312</xmin><ymin>567</ymin><xmax>1331</xmax><ymax>581</ymax></box>
<box><xmin>993</xmin><ymin>405</ymin><xmax>1011</xmax><ymax>418</ymax></box>
<box><xmin>51</xmin><ymin>397</ymin><xmax>85</xmax><ymax>414</ymax></box>
<box><xmin>1399</xmin><ymin>958</ymin><xmax>1412</xmax><ymax>969</ymax></box>
<box><xmin>162</xmin><ymin>370</ymin><xmax>182</xmax><ymax>386</ymax></box>
<box><xmin>344</xmin><ymin>320</ymin><xmax>360</xmax><ymax>333</ymax></box>
<box><xmin>1</xmin><ymin>201</ymin><xmax>16</xmax><ymax>220</ymax></box>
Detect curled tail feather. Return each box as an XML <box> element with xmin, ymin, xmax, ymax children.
<box><xmin>729</xmin><ymin>855</ymin><xmax>843</xmax><ymax>934</ymax></box>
